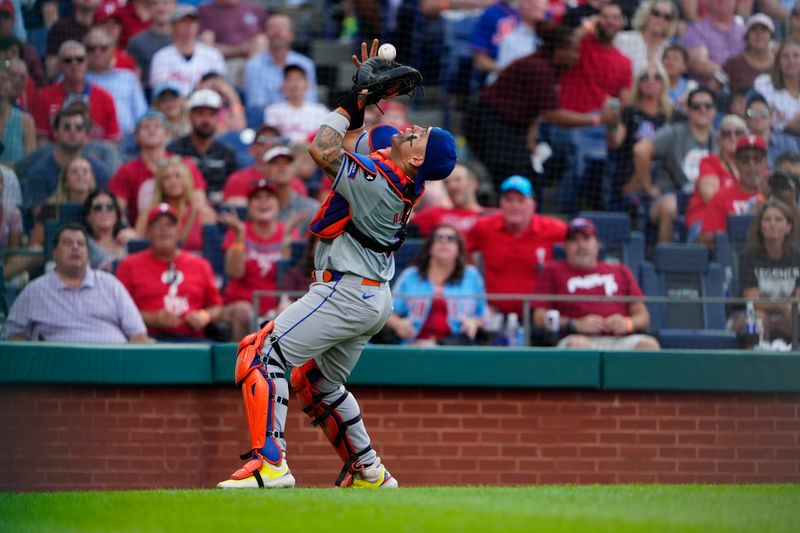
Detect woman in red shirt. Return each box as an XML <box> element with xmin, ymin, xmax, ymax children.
<box><xmin>134</xmin><ymin>156</ymin><xmax>215</xmax><ymax>252</ymax></box>
<box><xmin>219</xmin><ymin>179</ymin><xmax>288</xmax><ymax>341</ymax></box>
<box><xmin>686</xmin><ymin>114</ymin><xmax>748</xmax><ymax>241</ymax></box>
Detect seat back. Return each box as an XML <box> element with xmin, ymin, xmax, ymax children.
<box><xmin>391</xmin><ymin>238</ymin><xmax>424</xmax><ymax>284</ymax></box>
<box><xmin>577</xmin><ymin>211</ymin><xmax>645</xmax><ymax>273</ymax></box>
<box><xmin>127</xmin><ymin>239</ymin><xmax>149</xmax><ymax>254</ymax></box>
<box><xmin>202</xmin><ymin>224</ymin><xmax>226</xmax><ymax>278</ymax></box>
<box><xmin>727</xmin><ymin>213</ymin><xmax>755</xmax><ymax>250</ymax></box>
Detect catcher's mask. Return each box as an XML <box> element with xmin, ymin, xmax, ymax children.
<box><xmin>415</xmin><ymin>127</ymin><xmax>457</xmax><ymax>190</ymax></box>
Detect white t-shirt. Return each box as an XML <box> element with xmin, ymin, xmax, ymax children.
<box><xmin>754</xmin><ymin>74</ymin><xmax>800</xmax><ymax>133</ymax></box>
<box><xmin>264</xmin><ymin>101</ymin><xmax>330</xmax><ymax>143</ymax></box>
<box><xmin>149</xmin><ymin>43</ymin><xmax>227</xmax><ymax>96</ymax></box>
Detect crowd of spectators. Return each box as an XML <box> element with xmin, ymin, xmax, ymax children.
<box><xmin>1</xmin><ymin>0</ymin><xmax>799</xmax><ymax>349</ymax></box>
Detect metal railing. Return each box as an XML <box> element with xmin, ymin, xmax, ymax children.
<box><xmin>252</xmin><ymin>290</ymin><xmax>800</xmax><ymax>351</ymax></box>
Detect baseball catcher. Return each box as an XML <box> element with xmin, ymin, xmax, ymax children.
<box><xmin>218</xmin><ymin>40</ymin><xmax>456</xmax><ymax>489</ymax></box>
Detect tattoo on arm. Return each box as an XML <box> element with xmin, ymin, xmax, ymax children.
<box><xmin>313</xmin><ymin>114</ymin><xmax>347</xmax><ymax>178</ymax></box>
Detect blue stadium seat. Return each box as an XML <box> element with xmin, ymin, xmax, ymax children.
<box><xmin>391</xmin><ymin>238</ymin><xmax>424</xmax><ymax>284</ymax></box>
<box><xmin>727</xmin><ymin>213</ymin><xmax>755</xmax><ymax>250</ymax></box>
<box><xmin>712</xmin><ymin>232</ymin><xmax>739</xmax><ymax>298</ymax></box>
<box><xmin>640</xmin><ymin>243</ymin><xmax>736</xmax><ymax>349</ymax></box>
<box><xmin>202</xmin><ymin>224</ymin><xmax>226</xmax><ymax>278</ymax></box>
<box><xmin>245</xmin><ymin>106</ymin><xmax>265</xmax><ymax>130</ymax></box>
<box><xmin>57</xmin><ymin>203</ymin><xmax>85</xmax><ymax>224</ymax></box>
<box><xmin>127</xmin><ymin>239</ymin><xmax>149</xmax><ymax>254</ymax></box>
<box><xmin>577</xmin><ymin>211</ymin><xmax>646</xmax><ymax>273</ymax></box>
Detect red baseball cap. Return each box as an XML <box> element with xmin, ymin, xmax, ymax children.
<box><xmin>566</xmin><ymin>217</ymin><xmax>597</xmax><ymax>239</ymax></box>
<box><xmin>94</xmin><ymin>2</ymin><xmax>121</xmax><ymax>23</ymax></box>
<box><xmin>247</xmin><ymin>178</ymin><xmax>278</xmax><ymax>199</ymax></box>
<box><xmin>146</xmin><ymin>203</ymin><xmax>178</xmax><ymax>227</ymax></box>
<box><xmin>0</xmin><ymin>0</ymin><xmax>15</xmax><ymax>15</ymax></box>
<box><xmin>736</xmin><ymin>135</ymin><xmax>767</xmax><ymax>153</ymax></box>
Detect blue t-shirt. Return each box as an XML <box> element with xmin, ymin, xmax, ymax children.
<box><xmin>468</xmin><ymin>1</ymin><xmax>519</xmax><ymax>60</ymax></box>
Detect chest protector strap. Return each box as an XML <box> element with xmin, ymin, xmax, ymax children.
<box><xmin>309</xmin><ymin>150</ymin><xmax>423</xmax><ymax>253</ymax></box>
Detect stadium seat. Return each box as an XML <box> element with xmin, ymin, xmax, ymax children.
<box><xmin>391</xmin><ymin>238</ymin><xmax>424</xmax><ymax>284</ymax></box>
<box><xmin>712</xmin><ymin>232</ymin><xmax>739</xmax><ymax>298</ymax></box>
<box><xmin>577</xmin><ymin>211</ymin><xmax>646</xmax><ymax>273</ymax></box>
<box><xmin>127</xmin><ymin>239</ymin><xmax>149</xmax><ymax>254</ymax></box>
<box><xmin>57</xmin><ymin>203</ymin><xmax>85</xmax><ymax>224</ymax></box>
<box><xmin>640</xmin><ymin>243</ymin><xmax>736</xmax><ymax>349</ymax></box>
<box><xmin>727</xmin><ymin>214</ymin><xmax>755</xmax><ymax>250</ymax></box>
<box><xmin>202</xmin><ymin>224</ymin><xmax>226</xmax><ymax>278</ymax></box>
<box><xmin>245</xmin><ymin>105</ymin><xmax>265</xmax><ymax>130</ymax></box>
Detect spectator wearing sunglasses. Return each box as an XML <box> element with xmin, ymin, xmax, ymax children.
<box><xmin>719</xmin><ymin>14</ymin><xmax>775</xmax><ymax>95</ymax></box>
<box><xmin>687</xmin><ymin>114</ymin><xmax>748</xmax><ymax>242</ymax></box>
<box><xmin>628</xmin><ymin>87</ymin><xmax>719</xmax><ymax>243</ymax></box>
<box><xmin>30</xmin><ymin>40</ymin><xmax>121</xmax><ymax>143</ymax></box>
<box><xmin>744</xmin><ymin>95</ymin><xmax>800</xmax><ymax>170</ymax></box>
<box><xmin>614</xmin><ymin>0</ymin><xmax>678</xmax><ymax>77</ymax></box>
<box><xmin>698</xmin><ymin>135</ymin><xmax>769</xmax><ymax>244</ymax></box>
<box><xmin>386</xmin><ymin>224</ymin><xmax>487</xmax><ymax>346</ymax></box>
<box><xmin>82</xmin><ymin>188</ymin><xmax>137</xmax><ymax>271</ymax></box>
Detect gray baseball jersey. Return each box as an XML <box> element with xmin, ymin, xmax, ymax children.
<box><xmin>313</xmin><ymin>132</ymin><xmax>407</xmax><ymax>282</ymax></box>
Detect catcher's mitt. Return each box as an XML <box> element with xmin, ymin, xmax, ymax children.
<box><xmin>352</xmin><ymin>57</ymin><xmax>422</xmax><ymax>106</ymax></box>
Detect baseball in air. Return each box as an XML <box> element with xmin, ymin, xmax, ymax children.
<box><xmin>378</xmin><ymin>43</ymin><xmax>396</xmax><ymax>62</ymax></box>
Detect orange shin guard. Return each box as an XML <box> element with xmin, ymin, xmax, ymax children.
<box><xmin>290</xmin><ymin>360</ymin><xmax>368</xmax><ymax>466</ymax></box>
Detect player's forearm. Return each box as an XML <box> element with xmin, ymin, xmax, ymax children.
<box><xmin>309</xmin><ymin>110</ymin><xmax>349</xmax><ymax>178</ymax></box>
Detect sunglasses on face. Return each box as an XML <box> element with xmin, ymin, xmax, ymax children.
<box><xmin>651</xmin><ymin>9</ymin><xmax>674</xmax><ymax>20</ymax></box>
<box><xmin>689</xmin><ymin>102</ymin><xmax>714</xmax><ymax>111</ymax></box>
<box><xmin>86</xmin><ymin>45</ymin><xmax>110</xmax><ymax>53</ymax></box>
<box><xmin>736</xmin><ymin>153</ymin><xmax>765</xmax><ymax>164</ymax></box>
<box><xmin>433</xmin><ymin>234</ymin><xmax>458</xmax><ymax>243</ymax></box>
<box><xmin>746</xmin><ymin>108</ymin><xmax>770</xmax><ymax>119</ymax></box>
<box><xmin>720</xmin><ymin>129</ymin><xmax>747</xmax><ymax>138</ymax></box>
<box><xmin>91</xmin><ymin>202</ymin><xmax>115</xmax><ymax>212</ymax></box>
<box><xmin>60</xmin><ymin>122</ymin><xmax>85</xmax><ymax>132</ymax></box>
<box><xmin>639</xmin><ymin>72</ymin><xmax>663</xmax><ymax>82</ymax></box>
<box><xmin>255</xmin><ymin>135</ymin><xmax>281</xmax><ymax>145</ymax></box>
<box><xmin>61</xmin><ymin>56</ymin><xmax>85</xmax><ymax>64</ymax></box>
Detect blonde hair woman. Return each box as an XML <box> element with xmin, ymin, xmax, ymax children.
<box><xmin>135</xmin><ymin>157</ymin><xmax>215</xmax><ymax>252</ymax></box>
<box><xmin>614</xmin><ymin>0</ymin><xmax>679</xmax><ymax>75</ymax></box>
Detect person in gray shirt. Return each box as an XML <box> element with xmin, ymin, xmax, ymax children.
<box><xmin>4</xmin><ymin>223</ymin><xmax>150</xmax><ymax>343</ymax></box>
<box><xmin>628</xmin><ymin>87</ymin><xmax>718</xmax><ymax>243</ymax></box>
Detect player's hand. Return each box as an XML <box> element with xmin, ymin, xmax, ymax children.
<box><xmin>575</xmin><ymin>315</ymin><xmax>605</xmax><ymax>335</ymax></box>
<box><xmin>156</xmin><ymin>310</ymin><xmax>182</xmax><ymax>329</ymax></box>
<box><xmin>352</xmin><ymin>39</ymin><xmax>379</xmax><ymax>68</ymax></box>
<box><xmin>184</xmin><ymin>310</ymin><xmax>211</xmax><ymax>330</ymax></box>
<box><xmin>393</xmin><ymin>318</ymin><xmax>416</xmax><ymax>339</ymax></box>
<box><xmin>604</xmin><ymin>314</ymin><xmax>630</xmax><ymax>336</ymax></box>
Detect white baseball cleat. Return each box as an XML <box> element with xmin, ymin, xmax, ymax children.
<box><xmin>217</xmin><ymin>453</ymin><xmax>296</xmax><ymax>489</ymax></box>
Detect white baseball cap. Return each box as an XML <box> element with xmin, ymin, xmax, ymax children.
<box><xmin>262</xmin><ymin>146</ymin><xmax>295</xmax><ymax>163</ymax></box>
<box><xmin>187</xmin><ymin>89</ymin><xmax>222</xmax><ymax>110</ymax></box>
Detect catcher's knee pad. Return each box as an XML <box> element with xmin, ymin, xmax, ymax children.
<box><xmin>235</xmin><ymin>321</ymin><xmax>288</xmax><ymax>465</ymax></box>
<box><xmin>290</xmin><ymin>360</ymin><xmax>371</xmax><ymax>471</ymax></box>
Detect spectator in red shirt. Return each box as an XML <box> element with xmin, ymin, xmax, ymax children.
<box><xmin>116</xmin><ymin>202</ymin><xmax>223</xmax><ymax>341</ymax></box>
<box><xmin>108</xmin><ymin>111</ymin><xmax>206</xmax><ymax>224</ymax></box>
<box><xmin>467</xmin><ymin>175</ymin><xmax>567</xmax><ymax>317</ymax></box>
<box><xmin>112</xmin><ymin>0</ymin><xmax>152</xmax><ymax>49</ymax></box>
<box><xmin>92</xmin><ymin>3</ymin><xmax>141</xmax><ymax>72</ymax></box>
<box><xmin>31</xmin><ymin>40</ymin><xmax>121</xmax><ymax>143</ymax></box>
<box><xmin>219</xmin><ymin>179</ymin><xmax>288</xmax><ymax>341</ymax></box>
<box><xmin>554</xmin><ymin>1</ymin><xmax>632</xmax><ymax>214</ymax></box>
<box><xmin>533</xmin><ymin>217</ymin><xmax>660</xmax><ymax>350</ymax></box>
<box><xmin>699</xmin><ymin>135</ymin><xmax>769</xmax><ymax>243</ymax></box>
<box><xmin>410</xmin><ymin>163</ymin><xmax>488</xmax><ymax>238</ymax></box>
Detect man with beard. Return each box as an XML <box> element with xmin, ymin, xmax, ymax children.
<box><xmin>167</xmin><ymin>88</ymin><xmax>237</xmax><ymax>203</ymax></box>
<box><xmin>552</xmin><ymin>1</ymin><xmax>632</xmax><ymax>214</ymax></box>
<box><xmin>533</xmin><ymin>217</ymin><xmax>660</xmax><ymax>350</ymax></box>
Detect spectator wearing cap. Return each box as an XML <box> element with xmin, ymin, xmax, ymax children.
<box><xmin>410</xmin><ymin>163</ymin><xmax>489</xmax><ymax>238</ymax></box>
<box><xmin>680</xmin><ymin>0</ymin><xmax>746</xmax><ymax>82</ymax></box>
<box><xmin>754</xmin><ymin>40</ymin><xmax>800</xmax><ymax>134</ymax></box>
<box><xmin>134</xmin><ymin>155</ymin><xmax>215</xmax><ymax>252</ymax></box>
<box><xmin>151</xmin><ymin>82</ymin><xmax>190</xmax><ymax>141</ymax></box>
<box><xmin>0</xmin><ymin>0</ymin><xmax>46</xmax><ymax>88</ymax></box>
<box><xmin>243</xmin><ymin>12</ymin><xmax>317</xmax><ymax>109</ymax></box>
<box><xmin>116</xmin><ymin>202</ymin><xmax>223</xmax><ymax>342</ymax></box>
<box><xmin>767</xmin><ymin>169</ymin><xmax>800</xmax><ymax>210</ymax></box>
<box><xmin>533</xmin><ymin>217</ymin><xmax>660</xmax><ymax>350</ymax></box>
<box><xmin>90</xmin><ymin>3</ymin><xmax>139</xmax><ymax>72</ymax></box>
<box><xmin>264</xmin><ymin>65</ymin><xmax>329</xmax><ymax>143</ymax></box>
<box><xmin>627</xmin><ymin>87</ymin><xmax>718</xmax><ymax>243</ymax></box>
<box><xmin>45</xmin><ymin>0</ymin><xmax>100</xmax><ymax>81</ymax></box>
<box><xmin>744</xmin><ymin>95</ymin><xmax>800</xmax><ymax>170</ymax></box>
<box><xmin>699</xmin><ymin>135</ymin><xmax>769</xmax><ymax>244</ymax></box>
<box><xmin>466</xmin><ymin>175</ymin><xmax>567</xmax><ymax>318</ymax></box>
<box><xmin>197</xmin><ymin>0</ymin><xmax>266</xmax><ymax>60</ymax></box>
<box><xmin>719</xmin><ymin>14</ymin><xmax>775</xmax><ymax>94</ymax></box>
<box><xmin>258</xmin><ymin>144</ymin><xmax>318</xmax><ymax>238</ymax></box>
<box><xmin>5</xmin><ymin>222</ymin><xmax>151</xmax><ymax>343</ymax></box>
<box><xmin>218</xmin><ymin>178</ymin><xmax>289</xmax><ymax>340</ymax></box>
<box><xmin>84</xmin><ymin>27</ymin><xmax>147</xmax><ymax>136</ymax></box>
<box><xmin>127</xmin><ymin>0</ymin><xmax>176</xmax><ymax>86</ymax></box>
<box><xmin>222</xmin><ymin>124</ymin><xmax>308</xmax><ymax>205</ymax></box>
<box><xmin>108</xmin><ymin>110</ymin><xmax>206</xmax><ymax>224</ymax></box>
<box><xmin>25</xmin><ymin>106</ymin><xmax>112</xmax><ymax>207</ymax></box>
<box><xmin>31</xmin><ymin>40</ymin><xmax>121</xmax><ymax>143</ymax></box>
<box><xmin>166</xmin><ymin>88</ymin><xmax>238</xmax><ymax>200</ymax></box>
<box><xmin>195</xmin><ymin>71</ymin><xmax>246</xmax><ymax>134</ymax></box>
<box><xmin>148</xmin><ymin>4</ymin><xmax>226</xmax><ymax>97</ymax></box>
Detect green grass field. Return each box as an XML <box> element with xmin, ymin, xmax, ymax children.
<box><xmin>1</xmin><ymin>485</ymin><xmax>798</xmax><ymax>533</ymax></box>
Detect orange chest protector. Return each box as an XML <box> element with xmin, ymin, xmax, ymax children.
<box><xmin>309</xmin><ymin>150</ymin><xmax>423</xmax><ymax>253</ymax></box>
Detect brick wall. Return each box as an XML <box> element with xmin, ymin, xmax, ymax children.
<box><xmin>1</xmin><ymin>385</ymin><xmax>798</xmax><ymax>490</ymax></box>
